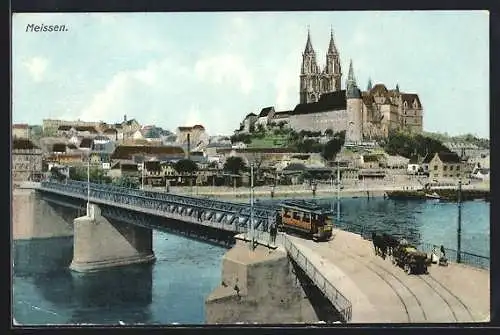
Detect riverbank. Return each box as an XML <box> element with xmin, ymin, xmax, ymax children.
<box><xmin>159</xmin><ymin>181</ymin><xmax>489</xmax><ymax>202</ymax></box>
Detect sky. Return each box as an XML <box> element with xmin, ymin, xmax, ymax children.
<box><xmin>12</xmin><ymin>11</ymin><xmax>489</xmax><ymax>138</ymax></box>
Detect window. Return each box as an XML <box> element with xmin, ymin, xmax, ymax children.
<box><xmin>456</xmin><ymin>165</ymin><xmax>460</xmax><ymax>171</ymax></box>
<box><xmin>293</xmin><ymin>211</ymin><xmax>300</xmax><ymax>220</ymax></box>
<box><xmin>449</xmin><ymin>166</ymin><xmax>454</xmax><ymax>171</ymax></box>
<box><xmin>443</xmin><ymin>166</ymin><xmax>447</xmax><ymax>171</ymax></box>
<box><xmin>434</xmin><ymin>165</ymin><xmax>438</xmax><ymax>170</ymax></box>
<box><xmin>457</xmin><ymin>174</ymin><xmax>460</xmax><ymax>177</ymax></box>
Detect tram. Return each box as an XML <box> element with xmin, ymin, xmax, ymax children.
<box><xmin>278</xmin><ymin>200</ymin><xmax>333</xmax><ymax>242</ymax></box>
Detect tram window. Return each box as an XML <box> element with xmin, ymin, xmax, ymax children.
<box><xmin>293</xmin><ymin>211</ymin><xmax>300</xmax><ymax>220</ymax></box>
<box><xmin>303</xmin><ymin>212</ymin><xmax>311</xmax><ymax>222</ymax></box>
<box><xmin>283</xmin><ymin>209</ymin><xmax>291</xmax><ymax>218</ymax></box>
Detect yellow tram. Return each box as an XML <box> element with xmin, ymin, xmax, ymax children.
<box><xmin>278</xmin><ymin>200</ymin><xmax>333</xmax><ymax>242</ymax></box>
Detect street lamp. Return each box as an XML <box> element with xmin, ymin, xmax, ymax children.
<box><xmin>336</xmin><ymin>160</ymin><xmax>341</xmax><ymax>221</ymax></box>
<box><xmin>457</xmin><ymin>179</ymin><xmax>462</xmax><ymax>263</ymax></box>
<box><xmin>141</xmin><ymin>160</ymin><xmax>145</xmax><ymax>190</ymax></box>
<box><xmin>86</xmin><ymin>153</ymin><xmax>90</xmax><ymax>217</ymax></box>
<box><xmin>250</xmin><ymin>163</ymin><xmax>255</xmax><ymax>250</ymax></box>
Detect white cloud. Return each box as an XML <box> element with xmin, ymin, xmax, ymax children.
<box><xmin>195</xmin><ymin>54</ymin><xmax>254</xmax><ymax>95</ymax></box>
<box><xmin>23</xmin><ymin>57</ymin><xmax>48</xmax><ymax>82</ymax></box>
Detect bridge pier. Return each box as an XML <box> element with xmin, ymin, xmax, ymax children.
<box><xmin>13</xmin><ymin>189</ymin><xmax>75</xmax><ymax>240</ymax></box>
<box><xmin>70</xmin><ymin>204</ymin><xmax>156</xmax><ymax>273</ymax></box>
<box><xmin>205</xmin><ymin>239</ymin><xmax>320</xmax><ymax>324</ymax></box>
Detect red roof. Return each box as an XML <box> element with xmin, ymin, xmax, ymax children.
<box><xmin>13</xmin><ymin>124</ymin><xmax>29</xmax><ymax>129</ymax></box>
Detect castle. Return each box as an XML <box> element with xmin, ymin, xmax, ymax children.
<box><xmin>238</xmin><ymin>29</ymin><xmax>424</xmax><ymax>142</ymax></box>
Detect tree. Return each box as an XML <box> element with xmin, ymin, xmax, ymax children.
<box><xmin>144</xmin><ymin>127</ymin><xmax>161</xmax><ymax>139</ymax></box>
<box><xmin>322</xmin><ymin>138</ymin><xmax>344</xmax><ymax>161</ymax></box>
<box><xmin>113</xmin><ymin>176</ymin><xmax>140</xmax><ymax>189</ymax></box>
<box><xmin>223</xmin><ymin>156</ymin><xmax>246</xmax><ymax>175</ymax></box>
<box><xmin>69</xmin><ymin>166</ymin><xmax>111</xmax><ymax>184</ymax></box>
<box><xmin>174</xmin><ymin>159</ymin><xmax>198</xmax><ymax>174</ymax></box>
<box><xmin>383</xmin><ymin>131</ymin><xmax>451</xmax><ymax>158</ymax></box>
<box><xmin>256</xmin><ymin>123</ymin><xmax>266</xmax><ymax>133</ymax></box>
<box><xmin>324</xmin><ymin>128</ymin><xmax>334</xmax><ymax>137</ymax></box>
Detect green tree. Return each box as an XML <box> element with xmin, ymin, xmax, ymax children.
<box><xmin>322</xmin><ymin>138</ymin><xmax>344</xmax><ymax>161</ymax></box>
<box><xmin>223</xmin><ymin>156</ymin><xmax>247</xmax><ymax>175</ymax></box>
<box><xmin>113</xmin><ymin>176</ymin><xmax>140</xmax><ymax>189</ymax></box>
<box><xmin>174</xmin><ymin>159</ymin><xmax>198</xmax><ymax>174</ymax></box>
<box><xmin>144</xmin><ymin>127</ymin><xmax>161</xmax><ymax>138</ymax></box>
<box><xmin>324</xmin><ymin>128</ymin><xmax>334</xmax><ymax>137</ymax></box>
<box><xmin>69</xmin><ymin>166</ymin><xmax>111</xmax><ymax>184</ymax></box>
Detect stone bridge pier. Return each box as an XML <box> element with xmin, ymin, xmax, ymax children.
<box><xmin>70</xmin><ymin>204</ymin><xmax>156</xmax><ymax>272</ymax></box>
<box><xmin>13</xmin><ymin>189</ymin><xmax>76</xmax><ymax>240</ymax></box>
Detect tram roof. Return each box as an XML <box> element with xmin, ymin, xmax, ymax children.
<box><xmin>281</xmin><ymin>200</ymin><xmax>329</xmax><ymax>213</ymax></box>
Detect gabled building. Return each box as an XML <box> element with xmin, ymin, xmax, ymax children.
<box><xmin>12</xmin><ymin>139</ymin><xmax>43</xmax><ymax>181</ymax></box>
<box><xmin>428</xmin><ymin>152</ymin><xmax>464</xmax><ymax>180</ymax></box>
<box><xmin>12</xmin><ymin>124</ymin><xmax>30</xmax><ymax>139</ymax></box>
<box><xmin>256</xmin><ymin>107</ymin><xmax>275</xmax><ymax>128</ymax></box>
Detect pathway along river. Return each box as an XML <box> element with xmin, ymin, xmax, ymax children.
<box><xmin>12</xmin><ymin>197</ymin><xmax>489</xmax><ymax>325</ymax></box>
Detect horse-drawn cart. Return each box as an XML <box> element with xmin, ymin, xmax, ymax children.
<box><xmin>392</xmin><ymin>244</ymin><xmax>430</xmax><ymax>275</ymax></box>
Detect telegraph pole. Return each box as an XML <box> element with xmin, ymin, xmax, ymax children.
<box><xmin>457</xmin><ymin>179</ymin><xmax>462</xmax><ymax>263</ymax></box>
<box><xmin>337</xmin><ymin>160</ymin><xmax>341</xmax><ymax>221</ymax></box>
<box><xmin>250</xmin><ymin>163</ymin><xmax>255</xmax><ymax>250</ymax></box>
<box><xmin>87</xmin><ymin>154</ymin><xmax>90</xmax><ymax>217</ymax></box>
<box><xmin>141</xmin><ymin>161</ymin><xmax>145</xmax><ymax>190</ymax></box>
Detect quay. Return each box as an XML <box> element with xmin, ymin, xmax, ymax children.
<box><xmin>227</xmin><ymin>229</ymin><xmax>489</xmax><ymax>323</ymax></box>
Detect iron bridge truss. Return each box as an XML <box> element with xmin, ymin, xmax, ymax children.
<box><xmin>39</xmin><ymin>180</ymin><xmax>277</xmax><ymax>234</ymax></box>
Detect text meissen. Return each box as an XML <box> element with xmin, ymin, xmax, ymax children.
<box><xmin>26</xmin><ymin>24</ymin><xmax>68</xmax><ymax>32</ymax></box>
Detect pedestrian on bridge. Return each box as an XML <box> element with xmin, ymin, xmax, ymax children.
<box><xmin>270</xmin><ymin>222</ymin><xmax>277</xmax><ymax>245</ymax></box>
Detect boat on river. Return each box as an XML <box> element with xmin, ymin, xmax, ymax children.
<box><xmin>425</xmin><ymin>192</ymin><xmax>442</xmax><ymax>201</ymax></box>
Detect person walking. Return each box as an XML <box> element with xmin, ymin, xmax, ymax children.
<box><xmin>270</xmin><ymin>222</ymin><xmax>277</xmax><ymax>244</ymax></box>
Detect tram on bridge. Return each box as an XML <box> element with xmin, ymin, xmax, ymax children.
<box><xmin>278</xmin><ymin>200</ymin><xmax>333</xmax><ymax>242</ymax></box>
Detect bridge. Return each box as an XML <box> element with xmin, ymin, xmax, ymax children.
<box><xmin>13</xmin><ymin>180</ymin><xmax>490</xmax><ymax>324</ymax></box>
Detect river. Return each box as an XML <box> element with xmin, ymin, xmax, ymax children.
<box><xmin>12</xmin><ymin>197</ymin><xmax>489</xmax><ymax>325</ymax></box>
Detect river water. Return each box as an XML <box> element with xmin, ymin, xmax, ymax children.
<box><xmin>12</xmin><ymin>197</ymin><xmax>489</xmax><ymax>325</ymax></box>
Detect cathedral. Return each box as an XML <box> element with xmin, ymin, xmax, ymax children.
<box><xmin>300</xmin><ymin>29</ymin><xmax>342</xmax><ymax>104</ymax></box>
<box><xmin>239</xmin><ymin>28</ymin><xmax>424</xmax><ymax>143</ymax></box>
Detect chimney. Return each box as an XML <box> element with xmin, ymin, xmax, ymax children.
<box><xmin>124</xmin><ymin>114</ymin><xmax>127</xmax><ymax>122</ymax></box>
<box><xmin>187</xmin><ymin>133</ymin><xmax>191</xmax><ymax>160</ymax></box>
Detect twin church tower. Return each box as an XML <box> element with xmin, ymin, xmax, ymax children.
<box><xmin>300</xmin><ymin>28</ymin><xmax>344</xmax><ymax>104</ymax></box>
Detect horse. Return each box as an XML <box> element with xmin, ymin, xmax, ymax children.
<box><xmin>372</xmin><ymin>232</ymin><xmax>387</xmax><ymax>259</ymax></box>
<box><xmin>382</xmin><ymin>233</ymin><xmax>400</xmax><ymax>257</ymax></box>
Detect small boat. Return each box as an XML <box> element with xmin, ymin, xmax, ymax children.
<box><xmin>425</xmin><ymin>192</ymin><xmax>441</xmax><ymax>200</ymax></box>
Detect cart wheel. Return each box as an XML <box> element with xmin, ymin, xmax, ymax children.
<box><xmin>404</xmin><ymin>264</ymin><xmax>411</xmax><ymax>275</ymax></box>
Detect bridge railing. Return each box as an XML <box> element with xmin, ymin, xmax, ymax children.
<box><xmin>416</xmin><ymin>242</ymin><xmax>490</xmax><ymax>270</ymax></box>
<box><xmin>40</xmin><ymin>180</ymin><xmax>276</xmax><ymax>231</ymax></box>
<box><xmin>359</xmin><ymin>230</ymin><xmax>489</xmax><ymax>270</ymax></box>
<box><xmin>281</xmin><ymin>236</ymin><xmax>352</xmax><ymax>323</ymax></box>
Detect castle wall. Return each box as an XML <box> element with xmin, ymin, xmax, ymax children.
<box><xmin>288</xmin><ymin>110</ymin><xmax>348</xmax><ymax>133</ymax></box>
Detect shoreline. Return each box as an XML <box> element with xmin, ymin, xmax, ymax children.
<box><xmin>158</xmin><ymin>182</ymin><xmax>490</xmax><ymax>202</ymax></box>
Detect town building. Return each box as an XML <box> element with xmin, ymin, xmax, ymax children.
<box><xmin>428</xmin><ymin>152</ymin><xmax>465</xmax><ymax>180</ymax></box>
<box><xmin>12</xmin><ymin>124</ymin><xmax>30</xmax><ymax>139</ymax></box>
<box><xmin>176</xmin><ymin>125</ymin><xmax>209</xmax><ymax>152</ymax></box>
<box><xmin>12</xmin><ymin>139</ymin><xmax>43</xmax><ymax>181</ymax></box>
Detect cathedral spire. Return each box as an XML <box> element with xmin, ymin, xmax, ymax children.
<box><xmin>367</xmin><ymin>77</ymin><xmax>373</xmax><ymax>91</ymax></box>
<box><xmin>347</xmin><ymin>59</ymin><xmax>356</xmax><ymax>85</ymax></box>
<box><xmin>327</xmin><ymin>26</ymin><xmax>338</xmax><ymax>54</ymax></box>
<box><xmin>304</xmin><ymin>26</ymin><xmax>314</xmax><ymax>53</ymax></box>
<box><xmin>346</xmin><ymin>59</ymin><xmax>361</xmax><ymax>99</ymax></box>
<box><xmin>395</xmin><ymin>83</ymin><xmax>400</xmax><ymax>93</ymax></box>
